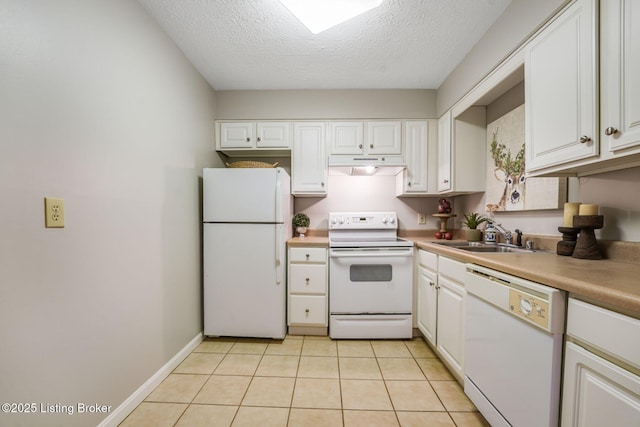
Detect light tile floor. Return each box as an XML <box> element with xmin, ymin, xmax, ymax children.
<box><xmin>120</xmin><ymin>335</ymin><xmax>489</xmax><ymax>427</ymax></box>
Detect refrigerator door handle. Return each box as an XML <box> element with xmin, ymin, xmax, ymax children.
<box><xmin>275</xmin><ymin>170</ymin><xmax>283</xmax><ymax>285</ymax></box>
<box><xmin>275</xmin><ymin>169</ymin><xmax>282</xmax><ymax>222</ymax></box>
<box><xmin>275</xmin><ymin>224</ymin><xmax>283</xmax><ymax>285</ymax></box>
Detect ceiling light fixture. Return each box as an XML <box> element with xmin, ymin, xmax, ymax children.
<box><xmin>279</xmin><ymin>0</ymin><xmax>384</xmax><ymax>34</ymax></box>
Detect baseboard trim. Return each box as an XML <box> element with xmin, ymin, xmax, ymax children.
<box><xmin>97</xmin><ymin>331</ymin><xmax>203</xmax><ymax>427</ymax></box>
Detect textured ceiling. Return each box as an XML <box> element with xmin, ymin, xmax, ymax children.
<box><xmin>137</xmin><ymin>0</ymin><xmax>512</xmax><ymax>90</ymax></box>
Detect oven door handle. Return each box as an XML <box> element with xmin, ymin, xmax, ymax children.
<box><xmin>330</xmin><ymin>248</ymin><xmax>413</xmax><ymax>258</ymax></box>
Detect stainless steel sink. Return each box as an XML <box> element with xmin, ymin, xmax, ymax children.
<box><xmin>429</xmin><ymin>240</ymin><xmax>475</xmax><ymax>247</ymax></box>
<box><xmin>432</xmin><ymin>241</ymin><xmax>536</xmax><ymax>253</ymax></box>
<box><xmin>457</xmin><ymin>245</ymin><xmax>534</xmax><ymax>253</ymax></box>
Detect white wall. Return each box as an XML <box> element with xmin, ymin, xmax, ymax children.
<box><xmin>578</xmin><ymin>167</ymin><xmax>640</xmax><ymax>242</ymax></box>
<box><xmin>295</xmin><ymin>175</ymin><xmax>439</xmax><ymax>232</ymax></box>
<box><xmin>0</xmin><ymin>1</ymin><xmax>220</xmax><ymax>426</ymax></box>
<box><xmin>215</xmin><ymin>89</ymin><xmax>437</xmax><ymax>119</ymax></box>
<box><xmin>455</xmin><ymin>168</ymin><xmax>640</xmax><ymax>242</ymax></box>
<box><xmin>437</xmin><ymin>0</ymin><xmax>568</xmax><ymax>116</ymax></box>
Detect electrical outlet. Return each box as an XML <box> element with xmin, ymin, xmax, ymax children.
<box><xmin>44</xmin><ymin>197</ymin><xmax>65</xmax><ymax>228</ymax></box>
<box><xmin>418</xmin><ymin>213</ymin><xmax>427</xmax><ymax>224</ymax></box>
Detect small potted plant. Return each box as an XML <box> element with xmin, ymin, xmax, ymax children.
<box><xmin>462</xmin><ymin>212</ymin><xmax>489</xmax><ymax>242</ymax></box>
<box><xmin>292</xmin><ymin>212</ymin><xmax>310</xmax><ymax>238</ymax></box>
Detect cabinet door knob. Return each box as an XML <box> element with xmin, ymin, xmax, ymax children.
<box><xmin>305</xmin><ymin>254</ymin><xmax>310</xmax><ymax>259</ymax></box>
<box><xmin>246</xmin><ymin>137</ymin><xmax>251</xmax><ymax>142</ymax></box>
<box><xmin>257</xmin><ymin>137</ymin><xmax>261</xmax><ymax>142</ymax></box>
<box><xmin>443</xmin><ymin>179</ymin><xmax>449</xmax><ymax>184</ymax></box>
<box><xmin>370</xmin><ymin>144</ymin><xmax>374</xmax><ymax>149</ymax></box>
<box><xmin>358</xmin><ymin>144</ymin><xmax>363</xmax><ymax>149</ymax></box>
<box><xmin>579</xmin><ymin>135</ymin><xmax>591</xmax><ymax>143</ymax></box>
<box><xmin>321</xmin><ymin>182</ymin><xmax>325</xmax><ymax>187</ymax></box>
<box><xmin>605</xmin><ymin>127</ymin><xmax>618</xmax><ymax>136</ymax></box>
<box><xmin>429</xmin><ymin>281</ymin><xmax>435</xmax><ymax>287</ymax></box>
<box><xmin>305</xmin><ymin>277</ymin><xmax>310</xmax><ymax>283</ymax></box>
<box><xmin>305</xmin><ymin>308</ymin><xmax>310</xmax><ymax>314</ymax></box>
<box><xmin>408</xmin><ymin>182</ymin><xmax>412</xmax><ymax>187</ymax></box>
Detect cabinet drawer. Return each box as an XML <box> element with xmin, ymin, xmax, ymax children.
<box><xmin>439</xmin><ymin>256</ymin><xmax>466</xmax><ymax>283</ymax></box>
<box><xmin>289</xmin><ymin>295</ymin><xmax>327</xmax><ymax>325</ymax></box>
<box><xmin>418</xmin><ymin>249</ymin><xmax>438</xmax><ymax>270</ymax></box>
<box><xmin>290</xmin><ymin>264</ymin><xmax>326</xmax><ymax>294</ymax></box>
<box><xmin>567</xmin><ymin>298</ymin><xmax>640</xmax><ymax>370</ymax></box>
<box><xmin>289</xmin><ymin>247</ymin><xmax>327</xmax><ymax>263</ymax></box>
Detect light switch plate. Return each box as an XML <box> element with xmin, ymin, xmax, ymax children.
<box><xmin>44</xmin><ymin>197</ymin><xmax>65</xmax><ymax>228</ymax></box>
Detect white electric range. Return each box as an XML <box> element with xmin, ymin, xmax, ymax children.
<box><xmin>328</xmin><ymin>212</ymin><xmax>414</xmax><ymax>339</ymax></box>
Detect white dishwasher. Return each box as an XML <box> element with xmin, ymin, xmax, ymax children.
<box><xmin>464</xmin><ymin>264</ymin><xmax>566</xmax><ymax>427</ymax></box>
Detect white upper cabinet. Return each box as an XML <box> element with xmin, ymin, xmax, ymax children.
<box><xmin>601</xmin><ymin>0</ymin><xmax>640</xmax><ymax>154</ymax></box>
<box><xmin>291</xmin><ymin>122</ymin><xmax>327</xmax><ymax>197</ymax></box>
<box><xmin>328</xmin><ymin>121</ymin><xmax>364</xmax><ymax>155</ymax></box>
<box><xmin>525</xmin><ymin>0</ymin><xmax>598</xmax><ymax>173</ymax></box>
<box><xmin>437</xmin><ymin>108</ymin><xmax>486</xmax><ymax>195</ymax></box>
<box><xmin>437</xmin><ymin>111</ymin><xmax>452</xmax><ymax>192</ymax></box>
<box><xmin>367</xmin><ymin>121</ymin><xmax>402</xmax><ymax>155</ymax></box>
<box><xmin>523</xmin><ymin>0</ymin><xmax>640</xmax><ymax>176</ymax></box>
<box><xmin>256</xmin><ymin>122</ymin><xmax>291</xmax><ymax>148</ymax></box>
<box><xmin>219</xmin><ymin>122</ymin><xmax>255</xmax><ymax>149</ymax></box>
<box><xmin>328</xmin><ymin>121</ymin><xmax>402</xmax><ymax>156</ymax></box>
<box><xmin>396</xmin><ymin>120</ymin><xmax>434</xmax><ymax>196</ymax></box>
<box><xmin>217</xmin><ymin>121</ymin><xmax>291</xmax><ymax>155</ymax></box>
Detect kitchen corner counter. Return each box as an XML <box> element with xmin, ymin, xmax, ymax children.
<box><xmin>287</xmin><ymin>236</ymin><xmax>329</xmax><ymax>247</ymax></box>
<box><xmin>415</xmin><ymin>240</ymin><xmax>640</xmax><ymax>318</ymax></box>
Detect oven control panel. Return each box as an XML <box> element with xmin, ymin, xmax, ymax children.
<box><xmin>329</xmin><ymin>212</ymin><xmax>398</xmax><ymax>229</ymax></box>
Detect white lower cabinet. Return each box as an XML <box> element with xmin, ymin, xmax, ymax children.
<box><xmin>416</xmin><ymin>250</ymin><xmax>466</xmax><ymax>382</ymax></box>
<box><xmin>561</xmin><ymin>298</ymin><xmax>640</xmax><ymax>426</ymax></box>
<box><xmin>289</xmin><ymin>295</ymin><xmax>326</xmax><ymax>325</ymax></box>
<box><xmin>436</xmin><ymin>256</ymin><xmax>466</xmax><ymax>382</ymax></box>
<box><xmin>417</xmin><ymin>250</ymin><xmax>438</xmax><ymax>346</ymax></box>
<box><xmin>287</xmin><ymin>246</ymin><xmax>328</xmax><ymax>335</ymax></box>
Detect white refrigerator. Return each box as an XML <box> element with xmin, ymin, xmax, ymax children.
<box><xmin>203</xmin><ymin>167</ymin><xmax>292</xmax><ymax>339</ymax></box>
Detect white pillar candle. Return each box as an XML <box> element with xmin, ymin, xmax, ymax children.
<box><xmin>563</xmin><ymin>202</ymin><xmax>581</xmax><ymax>227</ymax></box>
<box><xmin>578</xmin><ymin>204</ymin><xmax>599</xmax><ymax>216</ymax></box>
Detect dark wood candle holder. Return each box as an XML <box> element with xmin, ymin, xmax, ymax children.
<box><xmin>557</xmin><ymin>227</ymin><xmax>579</xmax><ymax>256</ymax></box>
<box><xmin>572</xmin><ymin>215</ymin><xmax>604</xmax><ymax>260</ymax></box>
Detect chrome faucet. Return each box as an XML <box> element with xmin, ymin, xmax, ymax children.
<box><xmin>491</xmin><ymin>224</ymin><xmax>524</xmax><ymax>247</ymax></box>
<box><xmin>493</xmin><ymin>223</ymin><xmax>513</xmax><ymax>245</ymax></box>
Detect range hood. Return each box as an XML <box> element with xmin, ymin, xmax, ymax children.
<box><xmin>328</xmin><ymin>155</ymin><xmax>406</xmax><ymax>176</ymax></box>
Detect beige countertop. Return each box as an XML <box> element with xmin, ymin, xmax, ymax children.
<box><xmin>416</xmin><ymin>240</ymin><xmax>640</xmax><ymax>318</ymax></box>
<box><xmin>286</xmin><ymin>235</ymin><xmax>640</xmax><ymax>317</ymax></box>
<box><xmin>287</xmin><ymin>236</ymin><xmax>329</xmax><ymax>247</ymax></box>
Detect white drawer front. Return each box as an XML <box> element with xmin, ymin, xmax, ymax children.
<box><xmin>567</xmin><ymin>298</ymin><xmax>640</xmax><ymax>370</ymax></box>
<box><xmin>418</xmin><ymin>249</ymin><xmax>438</xmax><ymax>270</ymax></box>
<box><xmin>289</xmin><ymin>247</ymin><xmax>327</xmax><ymax>263</ymax></box>
<box><xmin>439</xmin><ymin>256</ymin><xmax>466</xmax><ymax>283</ymax></box>
<box><xmin>290</xmin><ymin>295</ymin><xmax>327</xmax><ymax>325</ymax></box>
<box><xmin>290</xmin><ymin>264</ymin><xmax>326</xmax><ymax>294</ymax></box>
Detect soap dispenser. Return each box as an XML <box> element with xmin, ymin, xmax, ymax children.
<box><xmin>484</xmin><ymin>222</ymin><xmax>497</xmax><ymax>244</ymax></box>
